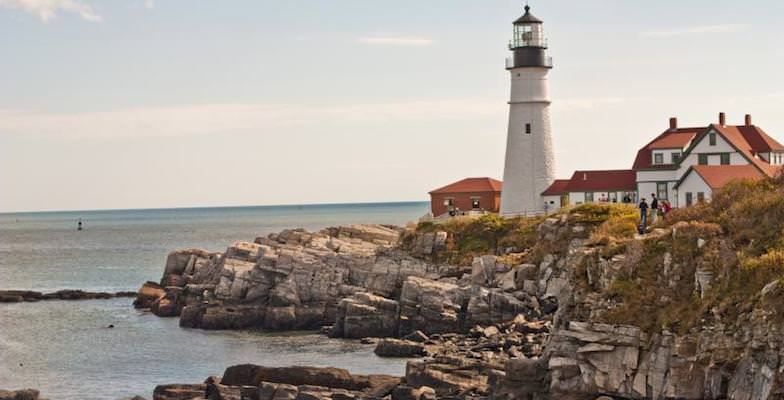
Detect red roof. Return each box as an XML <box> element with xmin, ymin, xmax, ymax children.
<box><xmin>541</xmin><ymin>179</ymin><xmax>570</xmax><ymax>195</ymax></box>
<box><xmin>429</xmin><ymin>177</ymin><xmax>502</xmax><ymax>194</ymax></box>
<box><xmin>634</xmin><ymin>121</ymin><xmax>784</xmax><ymax>173</ymax></box>
<box><xmin>685</xmin><ymin>165</ymin><xmax>764</xmax><ymax>190</ymax></box>
<box><xmin>708</xmin><ymin>124</ymin><xmax>784</xmax><ymax>178</ymax></box>
<box><xmin>648</xmin><ymin>131</ymin><xmax>698</xmax><ymax>149</ymax></box>
<box><xmin>563</xmin><ymin>170</ymin><xmax>637</xmax><ymax>192</ymax></box>
<box><xmin>737</xmin><ymin>125</ymin><xmax>784</xmax><ymax>152</ymax></box>
<box><xmin>633</xmin><ymin>127</ymin><xmax>703</xmax><ymax>170</ymax></box>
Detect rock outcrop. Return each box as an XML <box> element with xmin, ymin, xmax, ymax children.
<box><xmin>136</xmin><ymin>225</ymin><xmax>539</xmax><ymax>333</ymax></box>
<box><xmin>0</xmin><ymin>289</ymin><xmax>136</xmax><ymax>303</ymax></box>
<box><xmin>0</xmin><ymin>389</ymin><xmax>44</xmax><ymax>400</ymax></box>
<box><xmin>153</xmin><ymin>364</ymin><xmax>400</xmax><ymax>400</ymax></box>
<box><xmin>138</xmin><ymin>198</ymin><xmax>784</xmax><ymax>400</ymax></box>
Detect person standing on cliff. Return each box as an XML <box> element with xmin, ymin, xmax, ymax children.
<box><xmin>639</xmin><ymin>198</ymin><xmax>649</xmax><ymax>229</ymax></box>
<box><xmin>650</xmin><ymin>193</ymin><xmax>659</xmax><ymax>225</ymax></box>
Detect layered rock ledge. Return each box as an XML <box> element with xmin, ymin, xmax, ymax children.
<box><xmin>134</xmin><ymin>225</ymin><xmax>540</xmax><ymax>334</ymax></box>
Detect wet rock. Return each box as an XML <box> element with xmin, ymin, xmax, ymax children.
<box><xmin>374</xmin><ymin>339</ymin><xmax>427</xmax><ymax>357</ymax></box>
<box><xmin>402</xmin><ymin>330</ymin><xmax>429</xmax><ymax>343</ymax></box>
<box><xmin>391</xmin><ymin>385</ymin><xmax>436</xmax><ymax>400</ymax></box>
<box><xmin>0</xmin><ymin>289</ymin><xmax>136</xmax><ymax>304</ymax></box>
<box><xmin>0</xmin><ymin>389</ymin><xmax>41</xmax><ymax>400</ymax></box>
<box><xmin>134</xmin><ymin>282</ymin><xmax>166</xmax><ymax>309</ymax></box>
<box><xmin>151</xmin><ymin>287</ymin><xmax>183</xmax><ymax>317</ymax></box>
<box><xmin>219</xmin><ymin>365</ymin><xmax>400</xmax><ymax>397</ymax></box>
<box><xmin>152</xmin><ymin>384</ymin><xmax>206</xmax><ymax>400</ymax></box>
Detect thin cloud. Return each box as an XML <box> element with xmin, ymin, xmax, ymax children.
<box><xmin>0</xmin><ymin>99</ymin><xmax>500</xmax><ymax>138</ymax></box>
<box><xmin>0</xmin><ymin>0</ymin><xmax>153</xmax><ymax>22</ymax></box>
<box><xmin>0</xmin><ymin>0</ymin><xmax>101</xmax><ymax>22</ymax></box>
<box><xmin>357</xmin><ymin>36</ymin><xmax>435</xmax><ymax>47</ymax></box>
<box><xmin>642</xmin><ymin>24</ymin><xmax>748</xmax><ymax>38</ymax></box>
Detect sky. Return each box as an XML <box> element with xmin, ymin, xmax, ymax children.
<box><xmin>1</xmin><ymin>0</ymin><xmax>783</xmax><ymax>212</ymax></box>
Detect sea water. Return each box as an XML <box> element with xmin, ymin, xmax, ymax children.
<box><xmin>0</xmin><ymin>202</ymin><xmax>429</xmax><ymax>399</ymax></box>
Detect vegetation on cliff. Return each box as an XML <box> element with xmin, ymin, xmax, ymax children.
<box><xmin>404</xmin><ymin>174</ymin><xmax>784</xmax><ymax>336</ymax></box>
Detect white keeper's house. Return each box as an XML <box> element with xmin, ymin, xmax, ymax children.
<box><xmin>543</xmin><ymin>112</ymin><xmax>784</xmax><ymax>210</ymax></box>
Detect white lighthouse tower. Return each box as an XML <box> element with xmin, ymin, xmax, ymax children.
<box><xmin>499</xmin><ymin>5</ymin><xmax>556</xmax><ymax>216</ymax></box>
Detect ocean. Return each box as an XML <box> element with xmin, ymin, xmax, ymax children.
<box><xmin>0</xmin><ymin>202</ymin><xmax>429</xmax><ymax>399</ymax></box>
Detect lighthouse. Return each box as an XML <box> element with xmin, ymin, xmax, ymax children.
<box><xmin>499</xmin><ymin>5</ymin><xmax>556</xmax><ymax>216</ymax></box>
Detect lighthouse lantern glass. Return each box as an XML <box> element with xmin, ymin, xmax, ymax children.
<box><xmin>512</xmin><ymin>23</ymin><xmax>544</xmax><ymax>48</ymax></box>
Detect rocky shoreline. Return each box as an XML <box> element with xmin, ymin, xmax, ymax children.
<box><xmin>121</xmin><ymin>200</ymin><xmax>784</xmax><ymax>400</ymax></box>
<box><xmin>0</xmin><ymin>289</ymin><xmax>137</xmax><ymax>303</ymax></box>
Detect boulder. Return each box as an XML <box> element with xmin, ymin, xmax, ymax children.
<box><xmin>152</xmin><ymin>384</ymin><xmax>206</xmax><ymax>400</ymax></box>
<box><xmin>220</xmin><ymin>364</ymin><xmax>400</xmax><ymax>396</ymax></box>
<box><xmin>391</xmin><ymin>385</ymin><xmax>436</xmax><ymax>400</ymax></box>
<box><xmin>405</xmin><ymin>360</ymin><xmax>489</xmax><ymax>396</ymax></box>
<box><xmin>374</xmin><ymin>339</ymin><xmax>427</xmax><ymax>357</ymax></box>
<box><xmin>0</xmin><ymin>389</ymin><xmax>40</xmax><ymax>400</ymax></box>
<box><xmin>402</xmin><ymin>330</ymin><xmax>429</xmax><ymax>343</ymax></box>
<box><xmin>150</xmin><ymin>288</ymin><xmax>183</xmax><ymax>317</ymax></box>
<box><xmin>331</xmin><ymin>293</ymin><xmax>399</xmax><ymax>338</ymax></box>
<box><xmin>134</xmin><ymin>281</ymin><xmax>166</xmax><ymax>309</ymax></box>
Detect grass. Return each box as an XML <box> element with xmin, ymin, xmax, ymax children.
<box><xmin>402</xmin><ymin>203</ymin><xmax>637</xmax><ymax>266</ymax></box>
<box><xmin>596</xmin><ymin>173</ymin><xmax>784</xmax><ymax>334</ymax></box>
<box><xmin>401</xmin><ymin>214</ymin><xmax>544</xmax><ymax>265</ymax></box>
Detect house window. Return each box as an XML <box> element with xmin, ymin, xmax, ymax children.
<box><xmin>685</xmin><ymin>192</ymin><xmax>693</xmax><ymax>206</ymax></box>
<box><xmin>608</xmin><ymin>192</ymin><xmax>618</xmax><ymax>203</ymax></box>
<box><xmin>671</xmin><ymin>152</ymin><xmax>681</xmax><ymax>164</ymax></box>
<box><xmin>471</xmin><ymin>197</ymin><xmax>481</xmax><ymax>209</ymax></box>
<box><xmin>720</xmin><ymin>153</ymin><xmax>730</xmax><ymax>165</ymax></box>
<box><xmin>657</xmin><ymin>182</ymin><xmax>669</xmax><ymax>201</ymax></box>
<box><xmin>525</xmin><ymin>123</ymin><xmax>531</xmax><ymax>134</ymax></box>
<box><xmin>585</xmin><ymin>192</ymin><xmax>594</xmax><ymax>202</ymax></box>
<box><xmin>654</xmin><ymin>153</ymin><xmax>663</xmax><ymax>165</ymax></box>
<box><xmin>697</xmin><ymin>192</ymin><xmax>706</xmax><ymax>202</ymax></box>
<box><xmin>444</xmin><ymin>198</ymin><xmax>454</xmax><ymax>207</ymax></box>
<box><xmin>709</xmin><ymin>132</ymin><xmax>717</xmax><ymax>146</ymax></box>
<box><xmin>698</xmin><ymin>154</ymin><xmax>709</xmax><ymax>165</ymax></box>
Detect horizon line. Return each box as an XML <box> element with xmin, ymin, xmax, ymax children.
<box><xmin>0</xmin><ymin>199</ymin><xmax>430</xmax><ymax>215</ymax></box>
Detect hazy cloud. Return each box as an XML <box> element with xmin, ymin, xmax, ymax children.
<box><xmin>0</xmin><ymin>99</ymin><xmax>501</xmax><ymax>138</ymax></box>
<box><xmin>642</xmin><ymin>24</ymin><xmax>748</xmax><ymax>38</ymax></box>
<box><xmin>0</xmin><ymin>0</ymin><xmax>101</xmax><ymax>22</ymax></box>
<box><xmin>357</xmin><ymin>36</ymin><xmax>435</xmax><ymax>46</ymax></box>
<box><xmin>0</xmin><ymin>0</ymin><xmax>154</xmax><ymax>22</ymax></box>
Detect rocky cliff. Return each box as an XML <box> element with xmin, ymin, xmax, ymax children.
<box><xmin>137</xmin><ymin>176</ymin><xmax>784</xmax><ymax>400</ymax></box>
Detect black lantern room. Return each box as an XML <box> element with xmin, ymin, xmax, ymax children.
<box><xmin>507</xmin><ymin>5</ymin><xmax>552</xmax><ymax>69</ymax></box>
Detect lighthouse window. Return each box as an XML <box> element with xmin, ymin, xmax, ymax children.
<box><xmin>525</xmin><ymin>123</ymin><xmax>531</xmax><ymax>134</ymax></box>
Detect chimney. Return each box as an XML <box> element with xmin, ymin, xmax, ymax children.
<box><xmin>745</xmin><ymin>114</ymin><xmax>752</xmax><ymax>126</ymax></box>
<box><xmin>719</xmin><ymin>112</ymin><xmax>726</xmax><ymax>126</ymax></box>
<box><xmin>669</xmin><ymin>117</ymin><xmax>678</xmax><ymax>130</ymax></box>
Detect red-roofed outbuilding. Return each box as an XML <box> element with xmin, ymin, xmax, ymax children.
<box><xmin>429</xmin><ymin>177</ymin><xmax>502</xmax><ymax>217</ymax></box>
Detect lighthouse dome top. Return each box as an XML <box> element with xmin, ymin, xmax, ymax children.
<box><xmin>514</xmin><ymin>5</ymin><xmax>543</xmax><ymax>25</ymax></box>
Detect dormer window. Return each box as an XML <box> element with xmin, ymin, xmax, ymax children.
<box><xmin>671</xmin><ymin>152</ymin><xmax>681</xmax><ymax>164</ymax></box>
<box><xmin>654</xmin><ymin>153</ymin><xmax>663</xmax><ymax>164</ymax></box>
